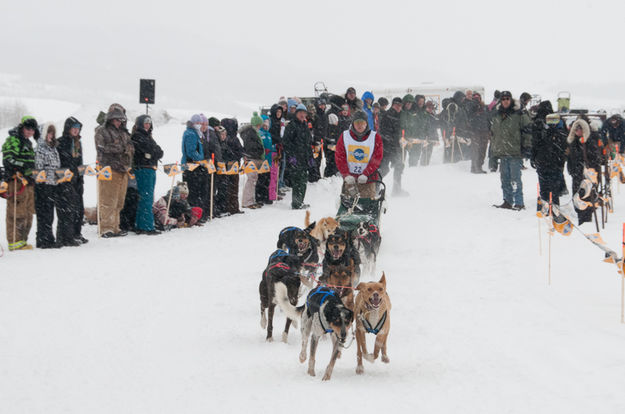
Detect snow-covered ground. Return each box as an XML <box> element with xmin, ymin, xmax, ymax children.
<box><xmin>2</xmin><ymin>119</ymin><xmax>625</xmax><ymax>412</ymax></box>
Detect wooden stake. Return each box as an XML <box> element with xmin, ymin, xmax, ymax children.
<box><xmin>537</xmin><ymin>183</ymin><xmax>542</xmax><ymax>256</ymax></box>
<box><xmin>12</xmin><ymin>177</ymin><xmax>17</xmax><ymax>246</ymax></box>
<box><xmin>548</xmin><ymin>192</ymin><xmax>553</xmax><ymax>286</ymax></box>
<box><xmin>165</xmin><ymin>162</ymin><xmax>178</xmax><ymax>223</ymax></box>
<box><xmin>210</xmin><ymin>155</ymin><xmax>215</xmax><ymax>220</ymax></box>
<box><xmin>621</xmin><ymin>223</ymin><xmax>625</xmax><ymax>323</ymax></box>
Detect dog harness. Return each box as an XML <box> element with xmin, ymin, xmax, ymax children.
<box><xmin>279</xmin><ymin>226</ymin><xmax>300</xmax><ymax>237</ymax></box>
<box><xmin>269</xmin><ymin>249</ymin><xmax>289</xmax><ymax>263</ymax></box>
<box><xmin>359</xmin><ymin>311</ymin><xmax>387</xmax><ymax>335</ymax></box>
<box><xmin>307</xmin><ymin>287</ymin><xmax>338</xmax><ymax>334</ymax></box>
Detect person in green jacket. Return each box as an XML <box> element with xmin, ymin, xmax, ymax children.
<box><xmin>283</xmin><ymin>104</ymin><xmax>314</xmax><ymax>209</ymax></box>
<box><xmin>2</xmin><ymin>116</ymin><xmax>38</xmax><ymax>250</ymax></box>
<box><xmin>407</xmin><ymin>95</ymin><xmax>432</xmax><ymax>167</ymax></box>
<box><xmin>490</xmin><ymin>91</ymin><xmax>532</xmax><ymax>210</ymax></box>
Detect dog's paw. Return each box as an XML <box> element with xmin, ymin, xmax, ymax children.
<box><xmin>381</xmin><ymin>355</ymin><xmax>390</xmax><ymax>363</ymax></box>
<box><xmin>282</xmin><ymin>332</ymin><xmax>288</xmax><ymax>343</ymax></box>
<box><xmin>260</xmin><ymin>315</ymin><xmax>267</xmax><ymax>329</ymax></box>
<box><xmin>356</xmin><ymin>365</ymin><xmax>364</xmax><ymax>375</ymax></box>
<box><xmin>266</xmin><ymin>336</ymin><xmax>273</xmax><ymax>343</ymax></box>
<box><xmin>307</xmin><ymin>368</ymin><xmax>316</xmax><ymax>377</ymax></box>
<box><xmin>363</xmin><ymin>353</ymin><xmax>375</xmax><ymax>363</ymax></box>
<box><xmin>299</xmin><ymin>352</ymin><xmax>307</xmax><ymax>363</ymax></box>
<box><xmin>322</xmin><ymin>372</ymin><xmax>332</xmax><ymax>381</ymax></box>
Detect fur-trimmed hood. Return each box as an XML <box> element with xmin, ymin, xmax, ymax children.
<box><xmin>568</xmin><ymin>119</ymin><xmax>591</xmax><ymax>144</ymax></box>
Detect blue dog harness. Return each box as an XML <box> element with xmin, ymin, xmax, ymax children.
<box><xmin>307</xmin><ymin>287</ymin><xmax>338</xmax><ymax>334</ymax></box>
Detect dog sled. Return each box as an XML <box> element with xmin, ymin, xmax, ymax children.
<box><xmin>336</xmin><ymin>180</ymin><xmax>386</xmax><ymax>232</ymax></box>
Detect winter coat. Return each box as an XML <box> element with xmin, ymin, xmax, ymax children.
<box><xmin>34</xmin><ymin>136</ymin><xmax>61</xmax><ymax>185</ymax></box>
<box><xmin>379</xmin><ymin>107</ymin><xmax>402</xmax><ymax>154</ymax></box>
<box><xmin>240</xmin><ymin>125</ymin><xmax>265</xmax><ymax>160</ymax></box>
<box><xmin>132</xmin><ymin>116</ymin><xmax>163</xmax><ymax>169</ymax></box>
<box><xmin>489</xmin><ymin>101</ymin><xmax>532</xmax><ymax>158</ymax></box>
<box><xmin>312</xmin><ymin>106</ymin><xmax>328</xmax><ymax>144</ymax></box>
<box><xmin>269</xmin><ymin>104</ymin><xmax>283</xmax><ymax>147</ymax></box>
<box><xmin>259</xmin><ymin>125</ymin><xmax>275</xmax><ymax>166</ymax></box>
<box><xmin>181</xmin><ymin>124</ymin><xmax>204</xmax><ymax>164</ymax></box>
<box><xmin>2</xmin><ymin>124</ymin><xmax>37</xmax><ymax>179</ymax></box>
<box><xmin>361</xmin><ymin>91</ymin><xmax>375</xmax><ymax>130</ymax></box>
<box><xmin>413</xmin><ymin>107</ymin><xmax>430</xmax><ymax>139</ymax></box>
<box><xmin>57</xmin><ymin>117</ymin><xmax>83</xmax><ymax>174</ymax></box>
<box><xmin>283</xmin><ymin>117</ymin><xmax>313</xmax><ymax>171</ymax></box>
<box><xmin>204</xmin><ymin>127</ymin><xmax>222</xmax><ymax>163</ymax></box>
<box><xmin>531</xmin><ymin>118</ymin><xmax>567</xmax><ymax>172</ymax></box>
<box><xmin>567</xmin><ymin>119</ymin><xmax>603</xmax><ymax>178</ymax></box>
<box><xmin>94</xmin><ymin>106</ymin><xmax>134</xmax><ymax>173</ymax></box>
<box><xmin>335</xmin><ymin>127</ymin><xmax>384</xmax><ymax>183</ymax></box>
<box><xmin>220</xmin><ymin>119</ymin><xmax>244</xmax><ymax>164</ymax></box>
<box><xmin>346</xmin><ymin>96</ymin><xmax>363</xmax><ymax>113</ymax></box>
<box><xmin>469</xmin><ymin>103</ymin><xmax>491</xmax><ymax>135</ymax></box>
<box><xmin>600</xmin><ymin>115</ymin><xmax>625</xmax><ymax>150</ymax></box>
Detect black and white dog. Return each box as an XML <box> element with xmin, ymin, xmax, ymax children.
<box><xmin>259</xmin><ymin>250</ymin><xmax>312</xmax><ymax>343</ymax></box>
<box><xmin>352</xmin><ymin>221</ymin><xmax>381</xmax><ymax>276</ymax></box>
<box><xmin>297</xmin><ymin>286</ymin><xmax>354</xmax><ymax>381</ymax></box>
<box><xmin>277</xmin><ymin>226</ymin><xmax>320</xmax><ymax>274</ymax></box>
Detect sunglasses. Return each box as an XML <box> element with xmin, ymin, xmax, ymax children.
<box><xmin>501</xmin><ymin>97</ymin><xmax>511</xmax><ymax>101</ymax></box>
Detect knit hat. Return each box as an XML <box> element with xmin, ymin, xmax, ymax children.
<box><xmin>500</xmin><ymin>90</ymin><xmax>512</xmax><ymax>99</ymax></box>
<box><xmin>177</xmin><ymin>181</ymin><xmax>189</xmax><ymax>195</ymax></box>
<box><xmin>352</xmin><ymin>111</ymin><xmax>368</xmax><ymax>124</ymax></box>
<box><xmin>287</xmin><ymin>98</ymin><xmax>298</xmax><ymax>109</ymax></box>
<box><xmin>199</xmin><ymin>114</ymin><xmax>208</xmax><ymax>124</ymax></box>
<box><xmin>295</xmin><ymin>103</ymin><xmax>307</xmax><ymax>113</ymax></box>
<box><xmin>190</xmin><ymin>114</ymin><xmax>203</xmax><ymax>124</ymax></box>
<box><xmin>392</xmin><ymin>97</ymin><xmax>403</xmax><ymax>105</ymax></box>
<box><xmin>21</xmin><ymin>115</ymin><xmax>38</xmax><ymax>130</ymax></box>
<box><xmin>208</xmin><ymin>117</ymin><xmax>220</xmax><ymax>128</ymax></box>
<box><xmin>250</xmin><ymin>111</ymin><xmax>263</xmax><ymax>127</ymax></box>
<box><xmin>402</xmin><ymin>94</ymin><xmax>415</xmax><ymax>103</ymax></box>
<box><xmin>328</xmin><ymin>113</ymin><xmax>339</xmax><ymax>126</ymax></box>
<box><xmin>346</xmin><ymin>87</ymin><xmax>356</xmax><ymax>95</ymax></box>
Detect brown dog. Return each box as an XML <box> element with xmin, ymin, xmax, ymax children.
<box><xmin>305</xmin><ymin>211</ymin><xmax>339</xmax><ymax>253</ymax></box>
<box><xmin>320</xmin><ymin>262</ymin><xmax>357</xmax><ymax>311</ymax></box>
<box><xmin>354</xmin><ymin>273</ymin><xmax>391</xmax><ymax>374</ymax></box>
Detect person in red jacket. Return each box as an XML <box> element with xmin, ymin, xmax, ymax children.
<box><xmin>335</xmin><ymin>111</ymin><xmax>384</xmax><ymax>199</ymax></box>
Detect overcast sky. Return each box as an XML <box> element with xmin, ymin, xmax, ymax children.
<box><xmin>2</xmin><ymin>0</ymin><xmax>624</xmax><ymax>114</ymax></box>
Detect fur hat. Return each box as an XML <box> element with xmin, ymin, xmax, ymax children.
<box><xmin>568</xmin><ymin>119</ymin><xmax>591</xmax><ymax>144</ymax></box>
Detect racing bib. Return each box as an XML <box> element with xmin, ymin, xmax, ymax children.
<box><xmin>343</xmin><ymin>130</ymin><xmax>376</xmax><ymax>175</ymax></box>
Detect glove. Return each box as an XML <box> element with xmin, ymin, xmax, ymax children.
<box><xmin>288</xmin><ymin>157</ymin><xmax>297</xmax><ymax>167</ymax></box>
<box><xmin>344</xmin><ymin>175</ymin><xmax>356</xmax><ymax>185</ymax></box>
<box><xmin>357</xmin><ymin>174</ymin><xmax>368</xmax><ymax>184</ymax></box>
<box><xmin>308</xmin><ymin>158</ymin><xmax>315</xmax><ymax>168</ymax></box>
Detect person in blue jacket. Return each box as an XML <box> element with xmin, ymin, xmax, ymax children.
<box><xmin>181</xmin><ymin>114</ymin><xmax>206</xmax><ymax>209</ymax></box>
<box><xmin>361</xmin><ymin>91</ymin><xmax>375</xmax><ymax>130</ymax></box>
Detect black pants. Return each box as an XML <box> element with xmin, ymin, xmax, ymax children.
<box><xmin>256</xmin><ymin>172</ymin><xmax>270</xmax><ymax>203</ymax></box>
<box><xmin>538</xmin><ymin>168</ymin><xmax>562</xmax><ymax>206</ymax></box>
<box><xmin>408</xmin><ymin>144</ymin><xmax>422</xmax><ymax>167</ymax></box>
<box><xmin>183</xmin><ymin>167</ymin><xmax>209</xmax><ymax>208</ymax></box>
<box><xmin>380</xmin><ymin>150</ymin><xmax>404</xmax><ymax>189</ymax></box>
<box><xmin>471</xmin><ymin>133</ymin><xmax>489</xmax><ymax>172</ymax></box>
<box><xmin>120</xmin><ymin>187</ymin><xmax>139</xmax><ymax>231</ymax></box>
<box><xmin>56</xmin><ymin>182</ymin><xmax>79</xmax><ymax>243</ymax></box>
<box><xmin>35</xmin><ymin>184</ymin><xmax>59</xmax><ymax>247</ymax></box>
<box><xmin>324</xmin><ymin>146</ymin><xmax>338</xmax><ymax>177</ymax></box>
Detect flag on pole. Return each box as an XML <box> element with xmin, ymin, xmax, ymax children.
<box><xmin>259</xmin><ymin>160</ymin><xmax>270</xmax><ymax>173</ymax></box>
<box><xmin>35</xmin><ymin>170</ymin><xmax>47</xmax><ymax>183</ymax></box>
<box><xmin>243</xmin><ymin>161</ymin><xmax>258</xmax><ymax>174</ymax></box>
<box><xmin>207</xmin><ymin>159</ymin><xmax>216</xmax><ymax>174</ymax></box>
<box><xmin>84</xmin><ymin>165</ymin><xmax>97</xmax><ymax>177</ymax></box>
<box><xmin>98</xmin><ymin>166</ymin><xmax>113</xmax><ymax>181</ymax></box>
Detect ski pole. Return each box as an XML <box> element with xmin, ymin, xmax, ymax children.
<box><xmin>451</xmin><ymin>127</ymin><xmax>456</xmax><ymax>163</ymax></box>
<box><xmin>96</xmin><ymin>162</ymin><xmax>102</xmax><ymax>237</ymax></box>
<box><xmin>401</xmin><ymin>130</ymin><xmax>406</xmax><ymax>165</ymax></box>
